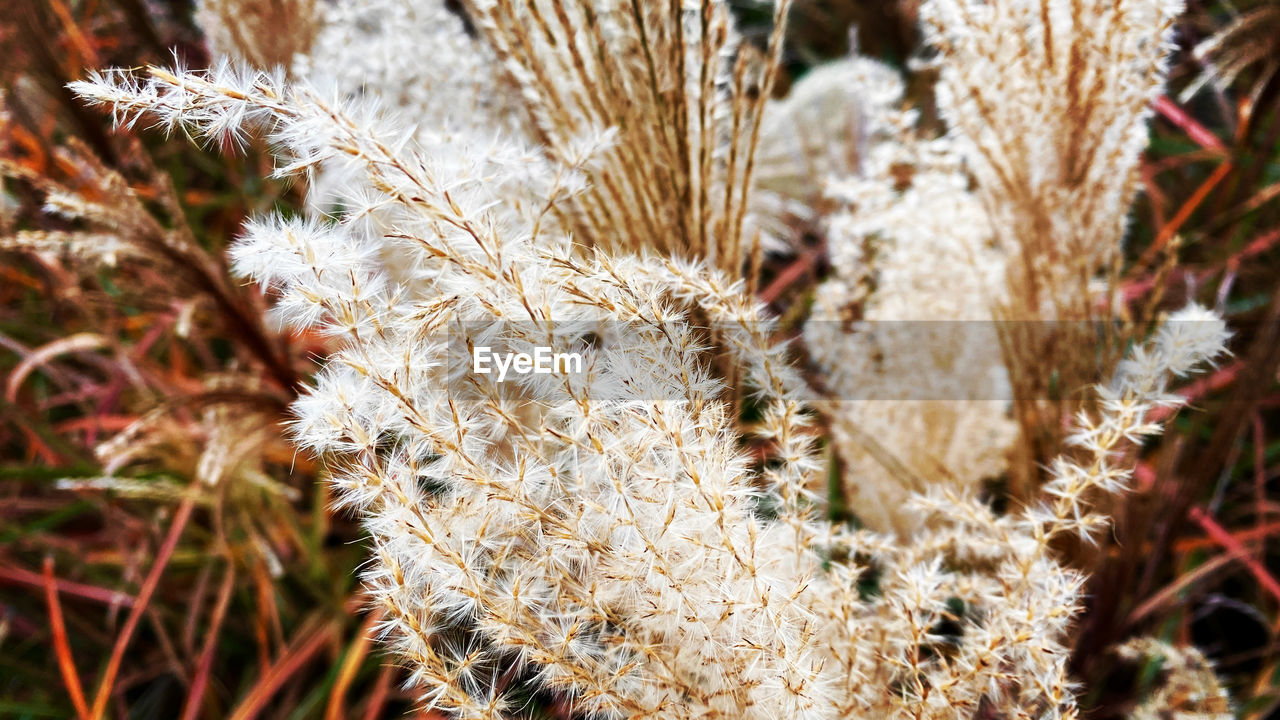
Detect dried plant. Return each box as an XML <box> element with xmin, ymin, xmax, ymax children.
<box><xmin>5</xmin><ymin>0</ymin><xmax>1268</xmax><ymax>717</ymax></box>
<box><xmin>284</xmin><ymin>0</ymin><xmax>528</xmax><ymax>212</ymax></box>
<box><xmin>0</xmin><ymin>132</ymin><xmax>297</xmax><ymax>394</ymax></box>
<box><xmin>754</xmin><ymin>55</ymin><xmax>903</xmax><ymax>245</ymax></box>
<box><xmin>0</xmin><ymin>89</ymin><xmax>309</xmax><ymax>619</ymax></box>
<box><xmin>71</xmin><ymin>56</ymin><xmax>833</xmax><ymax>718</ymax></box>
<box><xmin>68</xmin><ymin>0</ymin><xmax>1232</xmax><ymax>709</ymax></box>
<box><xmin>194</xmin><ymin>0</ymin><xmax>321</xmax><ymax>72</ymax></box>
<box><xmin>1183</xmin><ymin>3</ymin><xmax>1280</xmax><ymax>107</ymax></box>
<box><xmin>921</xmin><ymin>0</ymin><xmax>1185</xmax><ymax>495</ymax></box>
<box><xmin>797</xmin><ymin>56</ymin><xmax>1015</xmax><ymax>534</ymax></box>
<box><xmin>465</xmin><ymin>0</ymin><xmax>791</xmax><ymax>277</ymax></box>
<box><xmin>1114</xmin><ymin>638</ymin><xmax>1232</xmax><ymax>720</ymax></box>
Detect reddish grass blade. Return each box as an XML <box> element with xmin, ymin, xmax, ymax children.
<box><xmin>1255</xmin><ymin>413</ymin><xmax>1268</xmax><ymax>568</ymax></box>
<box><xmin>1121</xmin><ymin>227</ymin><xmax>1280</xmax><ymax>307</ymax></box>
<box><xmin>1188</xmin><ymin>506</ymin><xmax>1280</xmax><ymax>604</ymax></box>
<box><xmin>1127</xmin><ymin>552</ymin><xmax>1236</xmax><ymax>625</ymax></box>
<box><xmin>1139</xmin><ymin>360</ymin><xmax>1244</xmax><ymax>427</ymax></box>
<box><xmin>0</xmin><ymin>563</ymin><xmax>136</xmax><ymax>607</ymax></box>
<box><xmin>1128</xmin><ymin>95</ymin><xmax>1232</xmax><ymax>272</ymax></box>
<box><xmin>0</xmin><ymin>265</ymin><xmax>44</xmax><ymax>291</ymax></box>
<box><xmin>1155</xmin><ymin>95</ymin><xmax>1227</xmax><ymax>152</ymax></box>
<box><xmin>1235</xmin><ymin>226</ymin><xmax>1280</xmax><ymax>264</ymax></box>
<box><xmin>1176</xmin><ymin>520</ymin><xmax>1280</xmax><ymax>552</ymax></box>
<box><xmin>88</xmin><ymin>493</ymin><xmax>197</xmax><ymax>720</ymax></box>
<box><xmin>43</xmin><ymin>557</ymin><xmax>92</xmax><ymax>720</ymax></box>
<box><xmin>760</xmin><ymin>245</ymin><xmax>822</xmax><ymax>305</ymax></box>
<box><xmin>360</xmin><ymin>665</ymin><xmax>396</xmax><ymax>720</ymax></box>
<box><xmin>181</xmin><ymin>563</ymin><xmax>236</xmax><ymax>720</ymax></box>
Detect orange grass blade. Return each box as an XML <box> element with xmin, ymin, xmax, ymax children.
<box><xmin>1128</xmin><ymin>95</ymin><xmax>1232</xmax><ymax>272</ymax></box>
<box><xmin>325</xmin><ymin>607</ymin><xmax>382</xmax><ymax>720</ymax></box>
<box><xmin>43</xmin><ymin>556</ymin><xmax>92</xmax><ymax>720</ymax></box>
<box><xmin>47</xmin><ymin>0</ymin><xmax>99</xmax><ymax>68</ymax></box>
<box><xmin>1136</xmin><ymin>160</ymin><xmax>1234</xmax><ymax>270</ymax></box>
<box><xmin>227</xmin><ymin>617</ymin><xmax>339</xmax><ymax>720</ymax></box>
